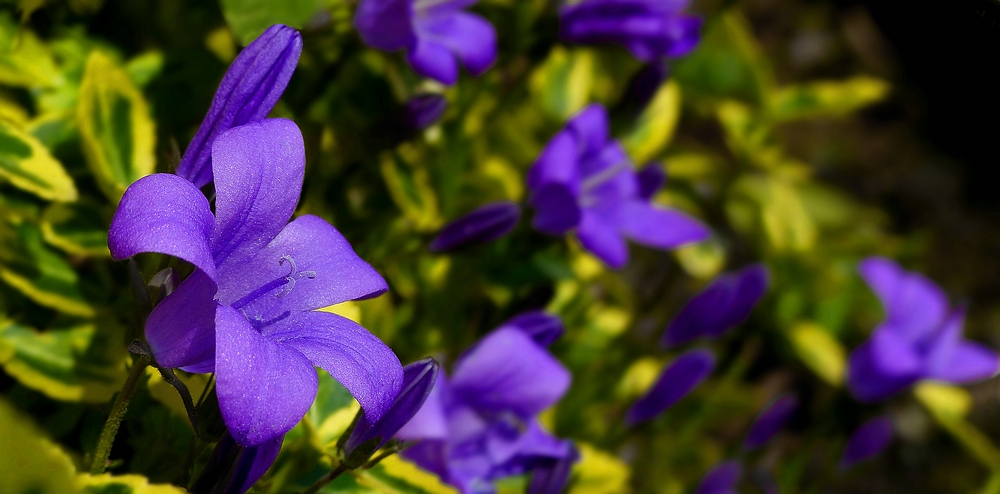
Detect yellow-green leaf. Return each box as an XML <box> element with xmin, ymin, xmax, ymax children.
<box><xmin>304</xmin><ymin>369</ymin><xmax>359</xmax><ymax>452</ymax></box>
<box><xmin>78</xmin><ymin>50</ymin><xmax>156</xmax><ymax>201</ymax></box>
<box><xmin>788</xmin><ymin>321</ymin><xmax>845</xmax><ymax>386</ymax></box>
<box><xmin>0</xmin><ymin>319</ymin><xmax>127</xmax><ymax>403</ymax></box>
<box><xmin>75</xmin><ymin>474</ymin><xmax>186</xmax><ymax>493</ymax></box>
<box><xmin>380</xmin><ymin>147</ymin><xmax>442</xmax><ymax>232</ymax></box>
<box><xmin>914</xmin><ymin>382</ymin><xmax>972</xmax><ymax>418</ymax></box>
<box><xmin>356</xmin><ymin>455</ymin><xmax>458</xmax><ymax>494</ymax></box>
<box><xmin>0</xmin><ymin>398</ymin><xmax>77</xmax><ymax>493</ymax></box>
<box><xmin>0</xmin><ymin>120</ymin><xmax>78</xmax><ymax>202</ymax></box>
<box><xmin>40</xmin><ymin>201</ymin><xmax>111</xmax><ymax>257</ymax></box>
<box><xmin>0</xmin><ymin>15</ymin><xmax>62</xmax><ymax>88</ymax></box>
<box><xmin>916</xmin><ymin>382</ymin><xmax>1000</xmax><ymax>470</ymax></box>
<box><xmin>530</xmin><ymin>46</ymin><xmax>594</xmax><ymax>121</ymax></box>
<box><xmin>569</xmin><ymin>443</ymin><xmax>630</xmax><ymax>494</ymax></box>
<box><xmin>0</xmin><ymin>221</ymin><xmax>95</xmax><ymax>317</ymax></box>
<box><xmin>620</xmin><ymin>81</ymin><xmax>681</xmax><ymax>164</ymax></box>
<box><xmin>768</xmin><ymin>76</ymin><xmax>890</xmax><ymax>122</ymax></box>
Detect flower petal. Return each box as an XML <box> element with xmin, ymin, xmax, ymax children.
<box><xmin>215</xmin><ymin>304</ymin><xmax>318</xmax><ymax>446</ymax></box>
<box><xmin>417</xmin><ymin>12</ymin><xmax>497</xmax><ymax>76</ymax></box>
<box><xmin>846</xmin><ymin>330</ymin><xmax>922</xmax><ymax>403</ymax></box>
<box><xmin>618</xmin><ymin>201</ymin><xmax>709</xmax><ymax>251</ymax></box>
<box><xmin>527</xmin><ymin>130</ymin><xmax>580</xmax><ymax>192</ymax></box>
<box><xmin>210</xmin><ymin>119</ymin><xmax>305</xmax><ymax>272</ymax></box>
<box><xmin>108</xmin><ymin>173</ymin><xmax>216</xmax><ymax>281</ymax></box>
<box><xmin>271</xmin><ymin>310</ymin><xmax>403</xmax><ymax>425</ymax></box>
<box><xmin>396</xmin><ymin>370</ymin><xmax>450</xmax><ymax>441</ymax></box>
<box><xmin>695</xmin><ymin>460</ymin><xmax>742</xmax><ymax>494</ymax></box>
<box><xmin>858</xmin><ymin>257</ymin><xmax>948</xmax><ymax>341</ymax></box>
<box><xmin>217</xmin><ymin>214</ymin><xmax>388</xmax><ymax>318</ymax></box>
<box><xmin>403</xmin><ymin>93</ymin><xmax>449</xmax><ymax>129</ymax></box>
<box><xmin>567</xmin><ymin>104</ymin><xmax>610</xmax><ymax>157</ymax></box>
<box><xmin>840</xmin><ymin>416</ymin><xmax>893</xmax><ymax>470</ymax></box>
<box><xmin>407</xmin><ymin>37</ymin><xmax>459</xmax><ymax>85</ymax></box>
<box><xmin>430</xmin><ymin>202</ymin><xmax>521</xmax><ymax>251</ymax></box>
<box><xmin>743</xmin><ymin>394</ymin><xmax>798</xmax><ymax>450</ymax></box>
<box><xmin>345</xmin><ymin>358</ymin><xmax>440</xmax><ymax>455</ymax></box>
<box><xmin>530</xmin><ymin>183</ymin><xmax>582</xmax><ymax>236</ymax></box>
<box><xmin>527</xmin><ymin>445</ymin><xmax>580</xmax><ymax>494</ymax></box>
<box><xmin>450</xmin><ymin>328</ymin><xmax>571</xmax><ymax>420</ymax></box>
<box><xmin>354</xmin><ymin>0</ymin><xmax>417</xmax><ymax>51</ymax></box>
<box><xmin>925</xmin><ymin>310</ymin><xmax>999</xmax><ymax>383</ymax></box>
<box><xmin>145</xmin><ymin>270</ymin><xmax>218</xmax><ymax>372</ymax></box>
<box><xmin>636</xmin><ymin>162</ymin><xmax>667</xmax><ymax>200</ymax></box>
<box><xmin>663</xmin><ymin>264</ymin><xmax>769</xmax><ymax>347</ymax></box>
<box><xmin>626</xmin><ymin>348</ymin><xmax>715</xmax><ymax>425</ymax></box>
<box><xmin>224</xmin><ymin>434</ymin><xmax>283</xmax><ymax>494</ymax></box>
<box><xmin>177</xmin><ymin>25</ymin><xmax>302</xmax><ymax>187</ymax></box>
<box><xmin>576</xmin><ymin>208</ymin><xmax>629</xmax><ymax>268</ymax></box>
<box><xmin>498</xmin><ymin>311</ymin><xmax>564</xmax><ymax>348</ymax></box>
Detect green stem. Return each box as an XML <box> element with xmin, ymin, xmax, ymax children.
<box><xmin>90</xmin><ymin>355</ymin><xmax>149</xmax><ymax>474</ymax></box>
<box><xmin>301</xmin><ymin>463</ymin><xmax>347</xmax><ymax>494</ymax></box>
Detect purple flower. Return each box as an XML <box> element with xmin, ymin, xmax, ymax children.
<box><xmin>626</xmin><ymin>348</ymin><xmax>715</xmax><ymax>425</ymax></box>
<box><xmin>743</xmin><ymin>394</ymin><xmax>798</xmax><ymax>450</ymax></box>
<box><xmin>527</xmin><ymin>446</ymin><xmax>579</xmax><ymax>494</ymax></box>
<box><xmin>343</xmin><ymin>358</ymin><xmax>440</xmax><ymax>461</ymax></box>
<box><xmin>395</xmin><ymin>322</ymin><xmax>575</xmax><ymax>493</ymax></box>
<box><xmin>354</xmin><ymin>0</ymin><xmax>497</xmax><ymax>86</ymax></box>
<box><xmin>527</xmin><ymin>104</ymin><xmax>709</xmax><ymax>268</ymax></box>
<box><xmin>430</xmin><ymin>202</ymin><xmax>521</xmax><ymax>252</ymax></box>
<box><xmin>559</xmin><ymin>0</ymin><xmax>702</xmax><ymax>62</ymax></box>
<box><xmin>109</xmin><ymin>119</ymin><xmax>403</xmax><ymax>447</ymax></box>
<box><xmin>497</xmin><ymin>311</ymin><xmax>564</xmax><ymax>348</ymax></box>
<box><xmin>662</xmin><ymin>264</ymin><xmax>769</xmax><ymax>348</ymax></box>
<box><xmin>840</xmin><ymin>416</ymin><xmax>893</xmax><ymax>469</ymax></box>
<box><xmin>636</xmin><ymin>162</ymin><xmax>667</xmax><ymax>201</ymax></box>
<box><xmin>404</xmin><ymin>94</ymin><xmax>449</xmax><ymax>129</ymax></box>
<box><xmin>177</xmin><ymin>24</ymin><xmax>302</xmax><ymax>188</ymax></box>
<box><xmin>847</xmin><ymin>257</ymin><xmax>1000</xmax><ymax>402</ymax></box>
<box><xmin>190</xmin><ymin>432</ymin><xmax>282</xmax><ymax>494</ymax></box>
<box><xmin>695</xmin><ymin>460</ymin><xmax>741</xmax><ymax>494</ymax></box>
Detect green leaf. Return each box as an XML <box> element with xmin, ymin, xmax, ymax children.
<box><xmin>380</xmin><ymin>147</ymin><xmax>443</xmax><ymax>232</ymax></box>
<box><xmin>0</xmin><ymin>398</ymin><xmax>77</xmax><ymax>493</ymax></box>
<box><xmin>530</xmin><ymin>46</ymin><xmax>595</xmax><ymax>121</ymax></box>
<box><xmin>75</xmin><ymin>473</ymin><xmax>187</xmax><ymax>494</ymax></box>
<box><xmin>77</xmin><ymin>50</ymin><xmax>156</xmax><ymax>201</ymax></box>
<box><xmin>41</xmin><ymin>201</ymin><xmax>111</xmax><ymax>257</ymax></box>
<box><xmin>306</xmin><ymin>369</ymin><xmax>359</xmax><ymax>452</ymax></box>
<box><xmin>569</xmin><ymin>443</ymin><xmax>630</xmax><ymax>494</ymax></box>
<box><xmin>620</xmin><ymin>81</ymin><xmax>681</xmax><ymax>164</ymax></box>
<box><xmin>0</xmin><ymin>120</ymin><xmax>78</xmax><ymax>202</ymax></box>
<box><xmin>788</xmin><ymin>321</ymin><xmax>845</xmax><ymax>386</ymax></box>
<box><xmin>220</xmin><ymin>0</ymin><xmax>326</xmax><ymax>45</ymax></box>
<box><xmin>125</xmin><ymin>51</ymin><xmax>165</xmax><ymax>88</ymax></box>
<box><xmin>0</xmin><ymin>319</ymin><xmax>128</xmax><ymax>403</ymax></box>
<box><xmin>915</xmin><ymin>383</ymin><xmax>1000</xmax><ymax>471</ymax></box>
<box><xmin>356</xmin><ymin>455</ymin><xmax>458</xmax><ymax>494</ymax></box>
<box><xmin>0</xmin><ymin>15</ymin><xmax>63</xmax><ymax>88</ymax></box>
<box><xmin>768</xmin><ymin>76</ymin><xmax>890</xmax><ymax>122</ymax></box>
<box><xmin>0</xmin><ymin>221</ymin><xmax>96</xmax><ymax>317</ymax></box>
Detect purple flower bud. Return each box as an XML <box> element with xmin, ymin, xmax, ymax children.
<box><xmin>840</xmin><ymin>416</ymin><xmax>893</xmax><ymax>469</ymax></box>
<box><xmin>559</xmin><ymin>0</ymin><xmax>702</xmax><ymax>61</ymax></box>
<box><xmin>344</xmin><ymin>358</ymin><xmax>440</xmax><ymax>459</ymax></box>
<box><xmin>499</xmin><ymin>311</ymin><xmax>565</xmax><ymax>348</ymax></box>
<box><xmin>189</xmin><ymin>431</ymin><xmax>282</xmax><ymax>494</ymax></box>
<box><xmin>695</xmin><ymin>460</ymin><xmax>742</xmax><ymax>494</ymax></box>
<box><xmin>663</xmin><ymin>264</ymin><xmax>769</xmax><ymax>348</ymax></box>
<box><xmin>743</xmin><ymin>394</ymin><xmax>798</xmax><ymax>450</ymax></box>
<box><xmin>403</xmin><ymin>94</ymin><xmax>448</xmax><ymax>129</ymax></box>
<box><xmin>636</xmin><ymin>162</ymin><xmax>667</xmax><ymax>200</ymax></box>
<box><xmin>430</xmin><ymin>202</ymin><xmax>521</xmax><ymax>252</ymax></box>
<box><xmin>527</xmin><ymin>445</ymin><xmax>580</xmax><ymax>494</ymax></box>
<box><xmin>626</xmin><ymin>349</ymin><xmax>715</xmax><ymax>425</ymax></box>
<box><xmin>177</xmin><ymin>24</ymin><xmax>303</xmax><ymax>187</ymax></box>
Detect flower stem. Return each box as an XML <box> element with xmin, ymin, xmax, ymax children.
<box><xmin>90</xmin><ymin>355</ymin><xmax>149</xmax><ymax>474</ymax></box>
<box><xmin>301</xmin><ymin>463</ymin><xmax>347</xmax><ymax>494</ymax></box>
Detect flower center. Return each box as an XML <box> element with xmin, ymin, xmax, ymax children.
<box><xmin>579</xmin><ymin>160</ymin><xmax>632</xmax><ymax>207</ymax></box>
<box><xmin>230</xmin><ymin>255</ymin><xmax>315</xmax><ymax>311</ymax></box>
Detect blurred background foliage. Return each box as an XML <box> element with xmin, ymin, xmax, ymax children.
<box><xmin>3</xmin><ymin>0</ymin><xmax>1000</xmax><ymax>492</ymax></box>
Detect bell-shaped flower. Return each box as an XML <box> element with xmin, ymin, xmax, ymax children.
<box><xmin>190</xmin><ymin>431</ymin><xmax>282</xmax><ymax>494</ymax></box>
<box><xmin>662</xmin><ymin>264</ymin><xmax>769</xmax><ymax>347</ymax></box>
<box><xmin>743</xmin><ymin>394</ymin><xmax>798</xmax><ymax>450</ymax></box>
<box><xmin>695</xmin><ymin>460</ymin><xmax>742</xmax><ymax>494</ymax></box>
<box><xmin>108</xmin><ymin>118</ymin><xmax>403</xmax><ymax>448</ymax></box>
<box><xmin>343</xmin><ymin>358</ymin><xmax>440</xmax><ymax>462</ymax></box>
<box><xmin>177</xmin><ymin>24</ymin><xmax>302</xmax><ymax>188</ymax></box>
<box><xmin>559</xmin><ymin>0</ymin><xmax>702</xmax><ymax>61</ymax></box>
<box><xmin>527</xmin><ymin>104</ymin><xmax>709</xmax><ymax>268</ymax></box>
<box><xmin>404</xmin><ymin>93</ymin><xmax>449</xmax><ymax>129</ymax></box>
<box><xmin>394</xmin><ymin>320</ymin><xmax>575</xmax><ymax>493</ymax></box>
<box><xmin>626</xmin><ymin>348</ymin><xmax>715</xmax><ymax>425</ymax></box>
<box><xmin>840</xmin><ymin>416</ymin><xmax>893</xmax><ymax>469</ymax></box>
<box><xmin>354</xmin><ymin>0</ymin><xmax>497</xmax><ymax>85</ymax></box>
<box><xmin>430</xmin><ymin>202</ymin><xmax>521</xmax><ymax>252</ymax></box>
<box><xmin>847</xmin><ymin>257</ymin><xmax>1000</xmax><ymax>402</ymax></box>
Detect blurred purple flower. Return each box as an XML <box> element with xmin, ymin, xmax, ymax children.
<box><xmin>109</xmin><ymin>119</ymin><xmax>402</xmax><ymax>448</ymax></box>
<box><xmin>636</xmin><ymin>163</ymin><xmax>667</xmax><ymax>200</ymax></box>
<box><xmin>190</xmin><ymin>432</ymin><xmax>282</xmax><ymax>494</ymax></box>
<box><xmin>498</xmin><ymin>311</ymin><xmax>564</xmax><ymax>348</ymax></box>
<box><xmin>695</xmin><ymin>460</ymin><xmax>741</xmax><ymax>494</ymax></box>
<box><xmin>662</xmin><ymin>264</ymin><xmax>769</xmax><ymax>348</ymax></box>
<box><xmin>404</xmin><ymin>94</ymin><xmax>448</xmax><ymax>129</ymax></box>
<box><xmin>847</xmin><ymin>257</ymin><xmax>1000</xmax><ymax>402</ymax></box>
<box><xmin>840</xmin><ymin>416</ymin><xmax>893</xmax><ymax>469</ymax></box>
<box><xmin>527</xmin><ymin>446</ymin><xmax>579</xmax><ymax>494</ymax></box>
<box><xmin>344</xmin><ymin>358</ymin><xmax>440</xmax><ymax>460</ymax></box>
<box><xmin>177</xmin><ymin>24</ymin><xmax>302</xmax><ymax>188</ymax></box>
<box><xmin>430</xmin><ymin>202</ymin><xmax>521</xmax><ymax>251</ymax></box>
<box><xmin>395</xmin><ymin>320</ymin><xmax>575</xmax><ymax>493</ymax></box>
<box><xmin>743</xmin><ymin>394</ymin><xmax>798</xmax><ymax>450</ymax></box>
<box><xmin>559</xmin><ymin>0</ymin><xmax>702</xmax><ymax>61</ymax></box>
<box><xmin>527</xmin><ymin>104</ymin><xmax>709</xmax><ymax>268</ymax></box>
<box><xmin>354</xmin><ymin>0</ymin><xmax>497</xmax><ymax>85</ymax></box>
<box><xmin>626</xmin><ymin>348</ymin><xmax>715</xmax><ymax>425</ymax></box>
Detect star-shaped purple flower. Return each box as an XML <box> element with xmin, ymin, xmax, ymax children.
<box><xmin>559</xmin><ymin>0</ymin><xmax>702</xmax><ymax>62</ymax></box>
<box><xmin>527</xmin><ymin>104</ymin><xmax>709</xmax><ymax>268</ymax></box>
<box><xmin>109</xmin><ymin>118</ymin><xmax>403</xmax><ymax>449</ymax></box>
<box><xmin>394</xmin><ymin>314</ymin><xmax>575</xmax><ymax>493</ymax></box>
<box><xmin>847</xmin><ymin>257</ymin><xmax>999</xmax><ymax>402</ymax></box>
<box><xmin>354</xmin><ymin>0</ymin><xmax>497</xmax><ymax>85</ymax></box>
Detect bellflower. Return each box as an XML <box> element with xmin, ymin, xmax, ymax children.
<box><xmin>847</xmin><ymin>257</ymin><xmax>1000</xmax><ymax>402</ymax></box>
<box><xmin>626</xmin><ymin>348</ymin><xmax>715</xmax><ymax>425</ymax></box>
<box><xmin>354</xmin><ymin>0</ymin><xmax>497</xmax><ymax>85</ymax></box>
<box><xmin>840</xmin><ymin>416</ymin><xmax>893</xmax><ymax>469</ymax></box>
<box><xmin>177</xmin><ymin>24</ymin><xmax>302</xmax><ymax>188</ymax></box>
<box><xmin>394</xmin><ymin>316</ymin><xmax>575</xmax><ymax>493</ymax></box>
<box><xmin>559</xmin><ymin>0</ymin><xmax>702</xmax><ymax>62</ymax></box>
<box><xmin>695</xmin><ymin>460</ymin><xmax>742</xmax><ymax>494</ymax></box>
<box><xmin>743</xmin><ymin>394</ymin><xmax>798</xmax><ymax>450</ymax></box>
<box><xmin>662</xmin><ymin>264</ymin><xmax>769</xmax><ymax>347</ymax></box>
<box><xmin>109</xmin><ymin>118</ymin><xmax>403</xmax><ymax>449</ymax></box>
<box><xmin>527</xmin><ymin>104</ymin><xmax>709</xmax><ymax>268</ymax></box>
<box><xmin>430</xmin><ymin>202</ymin><xmax>522</xmax><ymax>252</ymax></box>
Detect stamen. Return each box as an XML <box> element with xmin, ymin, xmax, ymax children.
<box><xmin>230</xmin><ymin>255</ymin><xmax>316</xmax><ymax>309</ymax></box>
<box><xmin>276</xmin><ymin>255</ymin><xmax>316</xmax><ymax>298</ymax></box>
<box><xmin>581</xmin><ymin>160</ymin><xmax>632</xmax><ymax>193</ymax></box>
